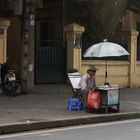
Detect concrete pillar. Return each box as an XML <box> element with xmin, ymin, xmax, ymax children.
<box><xmin>123</xmin><ymin>30</ymin><xmax>139</xmax><ymax>88</ymax></box>
<box><xmin>128</xmin><ymin>30</ymin><xmax>139</xmax><ymax>87</ymax></box>
<box><xmin>64</xmin><ymin>23</ymin><xmax>85</xmax><ymax>73</ymax></box>
<box><xmin>0</xmin><ymin>20</ymin><xmax>10</xmax><ymax>63</ymax></box>
<box><xmin>122</xmin><ymin>11</ymin><xmax>139</xmax><ymax>87</ymax></box>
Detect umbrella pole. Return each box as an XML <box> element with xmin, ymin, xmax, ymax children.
<box><xmin>105</xmin><ymin>60</ymin><xmax>107</xmax><ymax>84</ymax></box>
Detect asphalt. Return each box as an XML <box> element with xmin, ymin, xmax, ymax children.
<box><xmin>0</xmin><ymin>84</ymin><xmax>140</xmax><ymax>134</ymax></box>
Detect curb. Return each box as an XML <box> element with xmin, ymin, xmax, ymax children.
<box><xmin>0</xmin><ymin>112</ymin><xmax>140</xmax><ymax>134</ymax></box>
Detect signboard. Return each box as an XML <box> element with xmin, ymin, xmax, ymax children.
<box><xmin>69</xmin><ymin>77</ymin><xmax>81</xmax><ymax>89</ymax></box>
<box><xmin>108</xmin><ymin>89</ymin><xmax>119</xmax><ymax>105</ymax></box>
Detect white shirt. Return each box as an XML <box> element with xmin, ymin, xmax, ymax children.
<box><xmin>80</xmin><ymin>74</ymin><xmax>96</xmax><ymax>90</ymax></box>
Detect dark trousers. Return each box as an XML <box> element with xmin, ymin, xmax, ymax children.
<box><xmin>80</xmin><ymin>89</ymin><xmax>88</xmax><ymax>106</ymax></box>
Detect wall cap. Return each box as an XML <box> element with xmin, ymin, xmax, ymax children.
<box><xmin>0</xmin><ymin>19</ymin><xmax>10</xmax><ymax>27</ymax></box>
<box><xmin>123</xmin><ymin>30</ymin><xmax>139</xmax><ymax>36</ymax></box>
<box><xmin>64</xmin><ymin>23</ymin><xmax>85</xmax><ymax>32</ymax></box>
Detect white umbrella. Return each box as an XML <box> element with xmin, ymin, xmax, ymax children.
<box><xmin>83</xmin><ymin>41</ymin><xmax>129</xmax><ymax>83</ymax></box>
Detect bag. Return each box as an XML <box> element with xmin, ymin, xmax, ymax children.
<box><xmin>87</xmin><ymin>90</ymin><xmax>101</xmax><ymax>110</ymax></box>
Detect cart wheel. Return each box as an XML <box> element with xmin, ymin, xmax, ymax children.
<box><xmin>116</xmin><ymin>104</ymin><xmax>120</xmax><ymax>113</ymax></box>
<box><xmin>105</xmin><ymin>107</ymin><xmax>109</xmax><ymax>114</ymax></box>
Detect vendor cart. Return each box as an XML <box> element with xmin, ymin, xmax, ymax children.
<box><xmin>97</xmin><ymin>85</ymin><xmax>120</xmax><ymax>113</ymax></box>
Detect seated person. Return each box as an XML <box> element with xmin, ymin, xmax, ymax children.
<box><xmin>79</xmin><ymin>65</ymin><xmax>98</xmax><ymax>107</ymax></box>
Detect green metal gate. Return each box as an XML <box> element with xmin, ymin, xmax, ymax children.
<box><xmin>35</xmin><ymin>40</ymin><xmax>66</xmax><ymax>83</ymax></box>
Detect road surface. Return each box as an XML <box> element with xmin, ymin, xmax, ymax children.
<box><xmin>1</xmin><ymin>119</ymin><xmax>140</xmax><ymax>140</ymax></box>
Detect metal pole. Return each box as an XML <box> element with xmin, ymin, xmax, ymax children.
<box><xmin>105</xmin><ymin>60</ymin><xmax>107</xmax><ymax>84</ymax></box>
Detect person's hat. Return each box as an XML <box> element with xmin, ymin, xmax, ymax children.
<box><xmin>87</xmin><ymin>65</ymin><xmax>98</xmax><ymax>72</ymax></box>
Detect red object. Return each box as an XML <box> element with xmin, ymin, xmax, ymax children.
<box><xmin>87</xmin><ymin>90</ymin><xmax>101</xmax><ymax>110</ymax></box>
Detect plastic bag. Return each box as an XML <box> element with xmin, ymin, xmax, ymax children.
<box><xmin>87</xmin><ymin>90</ymin><xmax>101</xmax><ymax>110</ymax></box>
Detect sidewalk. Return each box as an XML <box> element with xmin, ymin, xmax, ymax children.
<box><xmin>0</xmin><ymin>84</ymin><xmax>140</xmax><ymax>134</ymax></box>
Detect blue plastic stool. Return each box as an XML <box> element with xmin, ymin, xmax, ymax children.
<box><xmin>67</xmin><ymin>98</ymin><xmax>81</xmax><ymax>111</ymax></box>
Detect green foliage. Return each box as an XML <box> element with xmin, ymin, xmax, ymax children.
<box><xmin>86</xmin><ymin>0</ymin><xmax>128</xmax><ymax>43</ymax></box>
<box><xmin>128</xmin><ymin>0</ymin><xmax>140</xmax><ymax>14</ymax></box>
<box><xmin>64</xmin><ymin>0</ymin><xmax>140</xmax><ymax>44</ymax></box>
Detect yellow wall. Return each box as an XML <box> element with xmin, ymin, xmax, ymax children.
<box><xmin>0</xmin><ymin>37</ymin><xmax>5</xmax><ymax>63</ymax></box>
<box><xmin>133</xmin><ymin>62</ymin><xmax>140</xmax><ymax>87</ymax></box>
<box><xmin>81</xmin><ymin>60</ymin><xmax>129</xmax><ymax>88</ymax></box>
<box><xmin>0</xmin><ymin>20</ymin><xmax>10</xmax><ymax>63</ymax></box>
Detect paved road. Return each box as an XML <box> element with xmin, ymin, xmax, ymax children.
<box><xmin>1</xmin><ymin>119</ymin><xmax>140</xmax><ymax>140</ymax></box>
